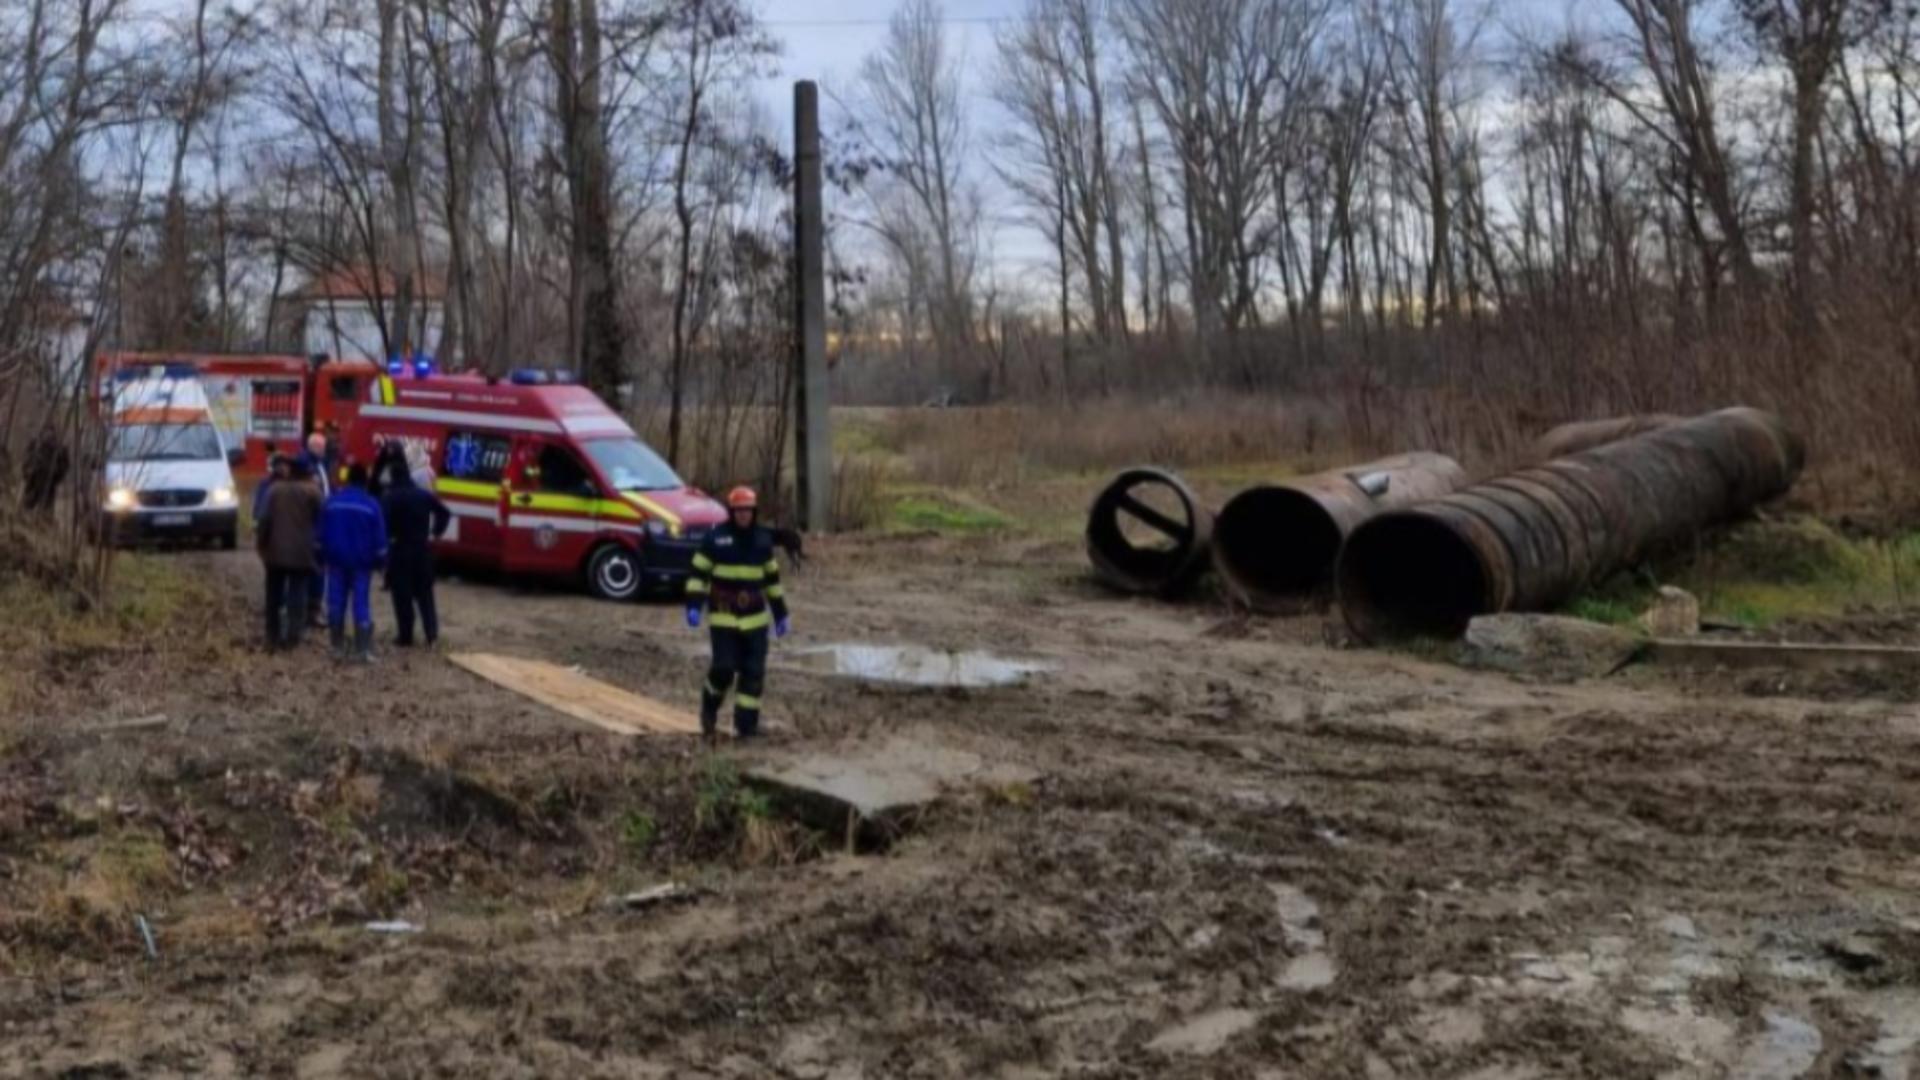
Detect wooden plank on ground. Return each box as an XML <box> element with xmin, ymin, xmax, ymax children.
<box><xmin>1645</xmin><ymin>638</ymin><xmax>1920</xmax><ymax>672</ymax></box>
<box><xmin>450</xmin><ymin>652</ymin><xmax>706</xmax><ymax>737</ymax></box>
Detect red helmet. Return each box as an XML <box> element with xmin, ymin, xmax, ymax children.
<box><xmin>727</xmin><ymin>486</ymin><xmax>758</xmax><ymax>510</ymax></box>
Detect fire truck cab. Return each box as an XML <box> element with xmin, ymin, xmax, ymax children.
<box><xmin>346</xmin><ymin>369</ymin><xmax>726</xmax><ymax>601</ymax></box>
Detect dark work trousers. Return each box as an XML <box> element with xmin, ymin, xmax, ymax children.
<box><xmin>307</xmin><ymin>559</ymin><xmax>326</xmax><ymax>624</ymax></box>
<box><xmin>388</xmin><ymin>548</ymin><xmax>439</xmax><ymax>645</ymax></box>
<box><xmin>701</xmin><ymin>626</ymin><xmax>770</xmax><ymax>736</ymax></box>
<box><xmin>265</xmin><ymin>567</ymin><xmax>312</xmax><ymax>648</ymax></box>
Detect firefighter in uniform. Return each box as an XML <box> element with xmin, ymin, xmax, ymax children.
<box><xmin>685</xmin><ymin>486</ymin><xmax>790</xmax><ymax>739</ymax></box>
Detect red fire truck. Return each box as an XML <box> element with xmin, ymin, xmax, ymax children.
<box><xmin>344</xmin><ymin>369</ymin><xmax>727</xmax><ymax>600</ymax></box>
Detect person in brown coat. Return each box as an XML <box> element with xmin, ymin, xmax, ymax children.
<box><xmin>257</xmin><ymin>456</ymin><xmax>324</xmax><ymax>649</ymax></box>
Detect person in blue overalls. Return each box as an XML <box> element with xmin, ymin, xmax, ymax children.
<box><xmin>318</xmin><ymin>463</ymin><xmax>388</xmax><ymax>662</ymax></box>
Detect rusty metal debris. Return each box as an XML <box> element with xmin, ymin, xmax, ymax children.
<box><xmin>1212</xmin><ymin>453</ymin><xmax>1467</xmax><ymax>611</ymax></box>
<box><xmin>1338</xmin><ymin>408</ymin><xmax>1804</xmax><ymax>641</ymax></box>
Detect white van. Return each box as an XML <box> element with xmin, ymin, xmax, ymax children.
<box><xmin>101</xmin><ymin>368</ymin><xmax>241</xmax><ymax>548</ymax></box>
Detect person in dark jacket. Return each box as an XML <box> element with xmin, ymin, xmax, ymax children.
<box><xmin>22</xmin><ymin>424</ymin><xmax>70</xmax><ymax>513</ymax></box>
<box><xmin>380</xmin><ymin>465</ymin><xmax>451</xmax><ymax>647</ymax></box>
<box><xmin>318</xmin><ymin>463</ymin><xmax>389</xmax><ymax>662</ymax></box>
<box><xmin>685</xmin><ymin>486</ymin><xmax>791</xmax><ymax>739</ymax></box>
<box><xmin>257</xmin><ymin>457</ymin><xmax>322</xmax><ymax>649</ymax></box>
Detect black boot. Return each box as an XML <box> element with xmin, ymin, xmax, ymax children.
<box><xmin>353</xmin><ymin>624</ymin><xmax>375</xmax><ymax>664</ymax></box>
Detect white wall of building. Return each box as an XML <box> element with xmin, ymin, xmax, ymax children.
<box><xmin>303</xmin><ymin>300</ymin><xmax>443</xmax><ymax>361</ymax></box>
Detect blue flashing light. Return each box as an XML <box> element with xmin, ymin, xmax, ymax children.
<box><xmin>386</xmin><ymin>354</ymin><xmax>405</xmax><ymax>377</ymax></box>
<box><xmin>507</xmin><ymin>367</ymin><xmax>579</xmax><ymax>386</ymax></box>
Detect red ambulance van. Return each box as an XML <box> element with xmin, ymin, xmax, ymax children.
<box><xmin>345</xmin><ymin>369</ymin><xmax>727</xmax><ymax>601</ymax></box>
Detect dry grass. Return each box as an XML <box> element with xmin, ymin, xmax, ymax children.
<box><xmin>870</xmin><ymin>397</ymin><xmax>1345</xmax><ymax>488</ymax></box>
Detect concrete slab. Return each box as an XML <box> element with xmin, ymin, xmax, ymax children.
<box><xmin>747</xmin><ymin>735</ymin><xmax>1041</xmax><ymax>847</ymax></box>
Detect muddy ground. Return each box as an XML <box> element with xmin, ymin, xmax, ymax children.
<box><xmin>3</xmin><ymin>533</ymin><xmax>1919</xmax><ymax>1078</ymax></box>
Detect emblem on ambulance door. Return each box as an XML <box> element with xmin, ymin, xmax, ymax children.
<box><xmin>534</xmin><ymin>524</ymin><xmax>559</xmax><ymax>551</ymax></box>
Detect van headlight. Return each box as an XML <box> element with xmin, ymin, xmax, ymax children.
<box><xmin>105</xmin><ymin>487</ymin><xmax>136</xmax><ymax>511</ymax></box>
<box><xmin>209</xmin><ymin>486</ymin><xmax>236</xmax><ymax>507</ymax></box>
<box><xmin>645</xmin><ymin>519</ymin><xmax>668</xmax><ymax>537</ymax></box>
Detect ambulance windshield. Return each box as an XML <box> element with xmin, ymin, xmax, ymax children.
<box><xmin>109</xmin><ymin>422</ymin><xmax>224</xmax><ymax>463</ymax></box>
<box><xmin>582</xmin><ymin>437</ymin><xmax>681</xmax><ymax>492</ymax></box>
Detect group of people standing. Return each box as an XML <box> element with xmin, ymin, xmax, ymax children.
<box><xmin>253</xmin><ymin>433</ymin><xmax>450</xmax><ymax>661</ymax></box>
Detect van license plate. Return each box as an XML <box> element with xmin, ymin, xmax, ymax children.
<box><xmin>153</xmin><ymin>513</ymin><xmax>191</xmax><ymax>527</ymax></box>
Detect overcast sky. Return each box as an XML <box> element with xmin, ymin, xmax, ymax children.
<box><xmin>747</xmin><ymin>0</ymin><xmax>1600</xmax><ymax>284</ymax></box>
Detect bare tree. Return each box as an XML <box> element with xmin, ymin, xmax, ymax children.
<box><xmin>1372</xmin><ymin>0</ymin><xmax>1486</xmax><ymax>326</ymax></box>
<box><xmin>663</xmin><ymin>0</ymin><xmax>774</xmax><ymax>466</ymax></box>
<box><xmin>1578</xmin><ymin>0</ymin><xmax>1760</xmax><ymax>303</ymax></box>
<box><xmin>1734</xmin><ymin>0</ymin><xmax>1865</xmax><ymax>336</ymax></box>
<box><xmin>993</xmin><ymin>0</ymin><xmax>1129</xmax><ymax>345</ymax></box>
<box><xmin>858</xmin><ymin>0</ymin><xmax>978</xmax><ymax>372</ymax></box>
<box><xmin>546</xmin><ymin>0</ymin><xmax>626</xmax><ymax>398</ymax></box>
<box><xmin>1117</xmin><ymin>0</ymin><xmax>1332</xmax><ymax>343</ymax></box>
<box><xmin>152</xmin><ymin>0</ymin><xmax>253</xmax><ymax>350</ymax></box>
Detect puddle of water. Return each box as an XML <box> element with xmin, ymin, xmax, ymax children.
<box><xmin>788</xmin><ymin>644</ymin><xmax>1053</xmax><ymax>688</ymax></box>
<box><xmin>1856</xmin><ymin>990</ymin><xmax>1920</xmax><ymax>1080</ymax></box>
<box><xmin>1280</xmin><ymin>953</ymin><xmax>1338</xmax><ymax>991</ymax></box>
<box><xmin>1146</xmin><ymin>1007</ymin><xmax>1261</xmax><ymax>1055</ymax></box>
<box><xmin>1734</xmin><ymin>1011</ymin><xmax>1822</xmax><ymax>1080</ymax></box>
<box><xmin>1415</xmin><ymin>1006</ymin><xmax>1487</xmax><ymax>1049</ymax></box>
<box><xmin>1271</xmin><ymin>883</ymin><xmax>1326</xmax><ymax>951</ymax></box>
<box><xmin>1271</xmin><ymin>883</ymin><xmax>1340</xmax><ymax>991</ymax></box>
<box><xmin>1620</xmin><ymin>1004</ymin><xmax>1736</xmax><ymax>1066</ymax></box>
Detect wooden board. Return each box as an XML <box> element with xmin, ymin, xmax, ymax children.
<box><xmin>1645</xmin><ymin>638</ymin><xmax>1920</xmax><ymax>672</ymax></box>
<box><xmin>450</xmin><ymin>652</ymin><xmax>707</xmax><ymax>737</ymax></box>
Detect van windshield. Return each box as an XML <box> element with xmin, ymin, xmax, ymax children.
<box><xmin>581</xmin><ymin>437</ymin><xmax>681</xmax><ymax>492</ymax></box>
<box><xmin>109</xmin><ymin>423</ymin><xmax>223</xmax><ymax>463</ymax></box>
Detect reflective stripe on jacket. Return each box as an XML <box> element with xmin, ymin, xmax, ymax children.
<box><xmin>686</xmin><ymin>522</ymin><xmax>787</xmax><ymax>630</ymax></box>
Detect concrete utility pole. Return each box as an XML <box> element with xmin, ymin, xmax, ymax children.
<box><xmin>794</xmin><ymin>80</ymin><xmax>832</xmax><ymax>532</ymax></box>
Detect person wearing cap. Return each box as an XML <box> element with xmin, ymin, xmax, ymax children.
<box><xmin>684</xmin><ymin>486</ymin><xmax>790</xmax><ymax>739</ymax></box>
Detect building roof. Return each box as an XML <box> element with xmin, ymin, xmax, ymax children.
<box><xmin>295</xmin><ymin>266</ymin><xmax>446</xmax><ymax>303</ymax></box>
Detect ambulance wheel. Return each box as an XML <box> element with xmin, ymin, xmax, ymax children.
<box><xmin>586</xmin><ymin>543</ymin><xmax>642</xmax><ymax>602</ymax></box>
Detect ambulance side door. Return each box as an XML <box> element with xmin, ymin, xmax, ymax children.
<box><xmin>501</xmin><ymin>437</ymin><xmax>599</xmax><ymax>575</ymax></box>
<box><xmin>437</xmin><ymin>428</ymin><xmax>511</xmax><ymax>563</ymax></box>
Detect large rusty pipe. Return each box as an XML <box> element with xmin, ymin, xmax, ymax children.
<box><xmin>1086</xmin><ymin>467</ymin><xmax>1215</xmax><ymax>596</ymax></box>
<box><xmin>1530</xmin><ymin>414</ymin><xmax>1683</xmax><ymax>461</ymax></box>
<box><xmin>1213</xmin><ymin>453</ymin><xmax>1468</xmax><ymax>611</ymax></box>
<box><xmin>1338</xmin><ymin>408</ymin><xmax>1804</xmax><ymax>641</ymax></box>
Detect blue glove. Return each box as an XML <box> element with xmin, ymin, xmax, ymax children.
<box><xmin>685</xmin><ymin>605</ymin><xmax>702</xmax><ymax>630</ymax></box>
<box><xmin>774</xmin><ymin>615</ymin><xmax>791</xmax><ymax>639</ymax></box>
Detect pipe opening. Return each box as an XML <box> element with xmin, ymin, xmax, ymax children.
<box><xmin>1086</xmin><ymin>470</ymin><xmax>1208</xmax><ymax>593</ymax></box>
<box><xmin>1215</xmin><ymin>487</ymin><xmax>1344</xmax><ymax>605</ymax></box>
<box><xmin>1339</xmin><ymin>513</ymin><xmax>1491</xmax><ymax>641</ymax></box>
